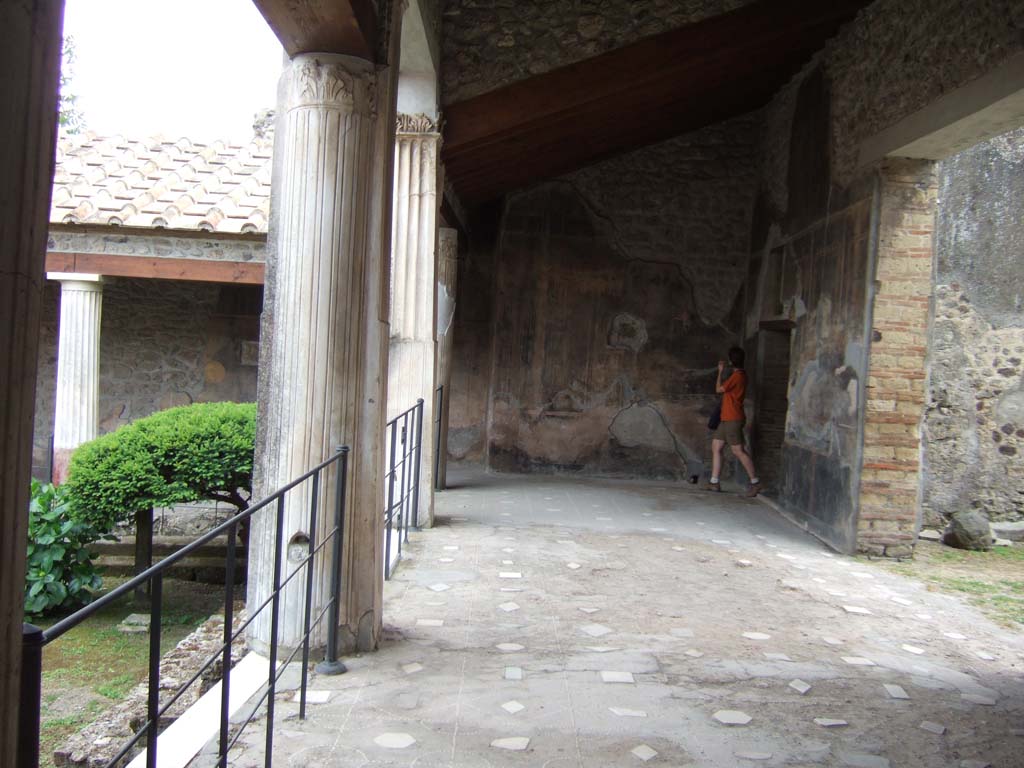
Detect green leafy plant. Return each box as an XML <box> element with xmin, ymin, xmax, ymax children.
<box><xmin>65</xmin><ymin>402</ymin><xmax>256</xmax><ymax>533</ymax></box>
<box><xmin>25</xmin><ymin>479</ymin><xmax>106</xmax><ymax>616</ymax></box>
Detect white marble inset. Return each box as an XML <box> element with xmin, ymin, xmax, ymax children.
<box><xmin>504</xmin><ymin>666</ymin><xmax>523</xmax><ymax>680</ymax></box>
<box><xmin>502</xmin><ymin>700</ymin><xmax>525</xmax><ymax>714</ymax></box>
<box><xmin>713</xmin><ymin>710</ymin><xmax>752</xmax><ymax>725</ymax></box>
<box><xmin>631</xmin><ymin>744</ymin><xmax>658</xmax><ymax>762</ymax></box>
<box><xmin>789</xmin><ymin>679</ymin><xmax>811</xmax><ymax>695</ymax></box>
<box><xmin>499</xmin><ymin>602</ymin><xmax>520</xmax><ymax>613</ymax></box>
<box><xmin>685</xmin><ymin>649</ymin><xmax>705</xmax><ymax>658</ymax></box>
<box><xmin>843</xmin><ymin>606</ymin><xmax>872</xmax><ymax>615</ymax></box>
<box><xmin>578</xmin><ymin>607</ymin><xmax>599</xmax><ymax>614</ymax></box>
<box><xmin>919</xmin><ymin>721</ymin><xmax>946</xmax><ymax>735</ymax></box>
<box><xmin>901</xmin><ymin>644</ymin><xmax>925</xmax><ymax>655</ymax></box>
<box><xmin>429</xmin><ymin>583</ymin><xmax>451</xmax><ymax>592</ymax></box>
<box><xmin>567</xmin><ymin>562</ymin><xmax>582</xmax><ymax>570</ymax></box>
<box><xmin>814</xmin><ymin>718</ymin><xmax>848</xmax><ymax>727</ymax></box>
<box><xmin>374</xmin><ymin>733</ymin><xmax>416</xmax><ymax>748</ymax></box>
<box><xmin>610</xmin><ymin>707</ymin><xmax>647</xmax><ymax>717</ymax></box>
<box><xmin>496</xmin><ymin>643</ymin><xmax>525</xmax><ymax>652</ymax></box>
<box><xmin>402</xmin><ymin>663</ymin><xmax>423</xmax><ymax>674</ymax></box>
<box><xmin>883</xmin><ymin>684</ymin><xmax>909</xmax><ymax>699</ymax></box>
<box><xmin>491</xmin><ymin>737</ymin><xmax>530</xmax><ymax>751</ymax></box>
<box><xmin>581</xmin><ymin>624</ymin><xmax>613</xmax><ymax>637</ymax></box>
<box><xmin>499</xmin><ymin>572</ymin><xmax>523</xmax><ymax>579</ymax></box>
<box><xmin>292</xmin><ymin>689</ymin><xmax>331</xmax><ymax>704</ymax></box>
<box><xmin>764</xmin><ymin>652</ymin><xmax>792</xmax><ymax>661</ymax></box>
<box><xmin>736</xmin><ymin>752</ymin><xmax>773</xmax><ymax>761</ymax></box>
<box><xmin>742</xmin><ymin>632</ymin><xmax>771</xmax><ymax>641</ymax></box>
<box><xmin>842</xmin><ymin>657</ymin><xmax>876</xmax><ymax>666</ymax></box>
<box><xmin>601</xmin><ymin>671</ymin><xmax>635</xmax><ymax>683</ymax></box>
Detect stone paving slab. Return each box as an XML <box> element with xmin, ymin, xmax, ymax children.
<box><xmin>233</xmin><ymin>469</ymin><xmax>1024</xmax><ymax>767</ymax></box>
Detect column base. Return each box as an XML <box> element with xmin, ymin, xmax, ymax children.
<box><xmin>314</xmin><ymin>659</ymin><xmax>348</xmax><ymax>676</ymax></box>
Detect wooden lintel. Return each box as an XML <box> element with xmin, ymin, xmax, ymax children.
<box><xmin>251</xmin><ymin>0</ymin><xmax>378</xmax><ymax>60</ymax></box>
<box><xmin>46</xmin><ymin>252</ymin><xmax>266</xmax><ymax>285</ymax></box>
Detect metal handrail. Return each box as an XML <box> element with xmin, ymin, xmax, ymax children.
<box><xmin>18</xmin><ymin>447</ymin><xmax>351</xmax><ymax>768</ymax></box>
<box><xmin>383</xmin><ymin>398</ymin><xmax>424</xmax><ymax>579</ymax></box>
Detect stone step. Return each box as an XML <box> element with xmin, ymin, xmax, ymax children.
<box><xmin>93</xmin><ymin>537</ymin><xmax>247</xmax><ymax>583</ymax></box>
<box><xmin>991</xmin><ymin>521</ymin><xmax>1024</xmax><ymax>542</ymax></box>
<box><xmin>96</xmin><ymin>535</ymin><xmax>244</xmax><ymax>558</ymax></box>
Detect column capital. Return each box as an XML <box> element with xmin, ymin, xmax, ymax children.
<box><xmin>47</xmin><ymin>272</ymin><xmax>103</xmax><ymax>289</ymax></box>
<box><xmin>396</xmin><ymin>112</ymin><xmax>439</xmax><ymax>135</ymax></box>
<box><xmin>287</xmin><ymin>53</ymin><xmax>377</xmax><ymax>117</ymax></box>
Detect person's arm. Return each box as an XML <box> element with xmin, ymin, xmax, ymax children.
<box><xmin>715</xmin><ymin>360</ymin><xmax>726</xmax><ymax>394</ymax></box>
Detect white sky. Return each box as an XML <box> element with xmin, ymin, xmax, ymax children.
<box><xmin>63</xmin><ymin>0</ymin><xmax>284</xmax><ymax>142</ymax></box>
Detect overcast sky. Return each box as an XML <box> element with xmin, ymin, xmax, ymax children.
<box><xmin>63</xmin><ymin>0</ymin><xmax>284</xmax><ymax>141</ymax></box>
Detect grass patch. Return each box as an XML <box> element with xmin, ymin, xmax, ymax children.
<box><xmin>871</xmin><ymin>541</ymin><xmax>1024</xmax><ymax>628</ymax></box>
<box><xmin>34</xmin><ymin>578</ymin><xmax>226</xmax><ymax>768</ymax></box>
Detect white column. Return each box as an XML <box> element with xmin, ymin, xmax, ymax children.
<box><xmin>49</xmin><ymin>273</ymin><xmax>103</xmax><ymax>484</ymax></box>
<box><xmin>249</xmin><ymin>53</ymin><xmax>389</xmax><ymax>654</ymax></box>
<box><xmin>435</xmin><ymin>227</ymin><xmax>459</xmax><ymax>489</ymax></box>
<box><xmin>387</xmin><ymin>113</ymin><xmax>440</xmax><ymax>526</ymax></box>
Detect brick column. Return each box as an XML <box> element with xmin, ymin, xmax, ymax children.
<box><xmin>0</xmin><ymin>1</ymin><xmax>64</xmax><ymax>763</ymax></box>
<box><xmin>857</xmin><ymin>159</ymin><xmax>938</xmax><ymax>557</ymax></box>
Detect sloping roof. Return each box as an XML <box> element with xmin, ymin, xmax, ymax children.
<box><xmin>50</xmin><ymin>133</ymin><xmax>273</xmax><ymax>235</ymax></box>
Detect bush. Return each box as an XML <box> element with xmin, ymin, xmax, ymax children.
<box><xmin>65</xmin><ymin>402</ymin><xmax>256</xmax><ymax>533</ymax></box>
<box><xmin>25</xmin><ymin>479</ymin><xmax>106</xmax><ymax>616</ymax></box>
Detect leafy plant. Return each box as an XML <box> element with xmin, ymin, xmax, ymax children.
<box><xmin>58</xmin><ymin>35</ymin><xmax>85</xmax><ymax>133</ymax></box>
<box><xmin>65</xmin><ymin>402</ymin><xmax>256</xmax><ymax>533</ymax></box>
<box><xmin>25</xmin><ymin>479</ymin><xmax>106</xmax><ymax>617</ymax></box>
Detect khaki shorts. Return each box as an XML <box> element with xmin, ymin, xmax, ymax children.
<box><xmin>712</xmin><ymin>420</ymin><xmax>745</xmax><ymax>446</ymax></box>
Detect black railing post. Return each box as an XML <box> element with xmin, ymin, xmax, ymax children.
<box><xmin>316</xmin><ymin>447</ymin><xmax>348</xmax><ymax>675</ymax></box>
<box><xmin>146</xmin><ymin>573</ymin><xmax>163</xmax><ymax>768</ymax></box>
<box><xmin>218</xmin><ymin>521</ymin><xmax>238</xmax><ymax>767</ymax></box>
<box><xmin>384</xmin><ymin>420</ymin><xmax>398</xmax><ymax>579</ymax></box>
<box><xmin>18</xmin><ymin>623</ymin><xmax>44</xmax><ymax>768</ymax></box>
<box><xmin>299</xmin><ymin>470</ymin><xmax>320</xmax><ymax>719</ymax></box>
<box><xmin>264</xmin><ymin>495</ymin><xmax>287</xmax><ymax>768</ymax></box>
<box><xmin>411</xmin><ymin>398</ymin><xmax>425</xmax><ymax>530</ymax></box>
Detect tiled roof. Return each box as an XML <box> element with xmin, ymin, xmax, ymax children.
<box><xmin>50</xmin><ymin>132</ymin><xmax>273</xmax><ymax>235</ymax></box>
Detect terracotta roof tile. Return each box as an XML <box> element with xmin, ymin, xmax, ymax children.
<box><xmin>51</xmin><ymin>132</ymin><xmax>272</xmax><ymax>234</ymax></box>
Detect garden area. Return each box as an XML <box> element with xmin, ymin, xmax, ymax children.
<box><xmin>25</xmin><ymin>402</ymin><xmax>255</xmax><ymax>767</ymax></box>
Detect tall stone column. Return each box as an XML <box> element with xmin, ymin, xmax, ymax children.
<box><xmin>50</xmin><ymin>273</ymin><xmax>103</xmax><ymax>483</ymax></box>
<box><xmin>249</xmin><ymin>53</ymin><xmax>389</xmax><ymax>654</ymax></box>
<box><xmin>0</xmin><ymin>2</ymin><xmax>65</xmax><ymax>763</ymax></box>
<box><xmin>387</xmin><ymin>114</ymin><xmax>440</xmax><ymax>526</ymax></box>
<box><xmin>435</xmin><ymin>227</ymin><xmax>459</xmax><ymax>490</ymax></box>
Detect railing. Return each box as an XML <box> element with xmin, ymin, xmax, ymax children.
<box><xmin>433</xmin><ymin>384</ymin><xmax>445</xmax><ymax>492</ymax></box>
<box><xmin>18</xmin><ymin>447</ymin><xmax>351</xmax><ymax>768</ymax></box>
<box><xmin>383</xmin><ymin>399</ymin><xmax>424</xmax><ymax>580</ymax></box>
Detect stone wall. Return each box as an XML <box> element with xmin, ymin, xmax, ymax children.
<box><xmin>33</xmin><ymin>278</ymin><xmax>261</xmax><ymax>479</ymax></box>
<box><xmin>745</xmin><ymin>0</ymin><xmax>1024</xmax><ymax>553</ymax></box>
<box><xmin>450</xmin><ymin>115</ymin><xmax>758</xmax><ymax>479</ymax></box>
<box><xmin>924</xmin><ymin>128</ymin><xmax>1024</xmax><ymax>525</ymax></box>
<box><xmin>440</xmin><ymin>0</ymin><xmax>753</xmax><ymax>104</ymax></box>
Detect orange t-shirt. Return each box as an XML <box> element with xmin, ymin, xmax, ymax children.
<box><xmin>721</xmin><ymin>369</ymin><xmax>746</xmax><ymax>422</ymax></box>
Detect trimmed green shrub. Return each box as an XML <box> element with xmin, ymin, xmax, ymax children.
<box><xmin>65</xmin><ymin>402</ymin><xmax>256</xmax><ymax>533</ymax></box>
<box><xmin>25</xmin><ymin>479</ymin><xmax>106</xmax><ymax>616</ymax></box>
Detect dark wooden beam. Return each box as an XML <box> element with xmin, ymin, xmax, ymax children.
<box><xmin>251</xmin><ymin>0</ymin><xmax>378</xmax><ymax>60</ymax></box>
<box><xmin>443</xmin><ymin>0</ymin><xmax>872</xmax><ymax>204</ymax></box>
<box><xmin>46</xmin><ymin>253</ymin><xmax>265</xmax><ymax>285</ymax></box>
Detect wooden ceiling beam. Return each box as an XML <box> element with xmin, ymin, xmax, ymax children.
<box><xmin>251</xmin><ymin>0</ymin><xmax>378</xmax><ymax>60</ymax></box>
<box><xmin>442</xmin><ymin>0</ymin><xmax>871</xmax><ymax>204</ymax></box>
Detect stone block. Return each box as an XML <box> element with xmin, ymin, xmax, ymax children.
<box><xmin>942</xmin><ymin>510</ymin><xmax>992</xmax><ymax>551</ymax></box>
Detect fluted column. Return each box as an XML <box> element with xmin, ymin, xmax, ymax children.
<box><xmin>387</xmin><ymin>114</ymin><xmax>440</xmax><ymax>526</ymax></box>
<box><xmin>50</xmin><ymin>273</ymin><xmax>103</xmax><ymax>483</ymax></box>
<box><xmin>435</xmin><ymin>228</ymin><xmax>459</xmax><ymax>490</ymax></box>
<box><xmin>1</xmin><ymin>2</ymin><xmax>64</xmax><ymax>763</ymax></box>
<box><xmin>249</xmin><ymin>53</ymin><xmax>389</xmax><ymax>654</ymax></box>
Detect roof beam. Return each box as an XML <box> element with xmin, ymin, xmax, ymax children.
<box><xmin>443</xmin><ymin>0</ymin><xmax>870</xmax><ymax>204</ymax></box>
<box><xmin>46</xmin><ymin>252</ymin><xmax>265</xmax><ymax>285</ymax></box>
<box><xmin>251</xmin><ymin>0</ymin><xmax>378</xmax><ymax>60</ymax></box>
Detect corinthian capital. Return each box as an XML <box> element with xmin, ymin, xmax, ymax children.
<box><xmin>396</xmin><ymin>112</ymin><xmax>439</xmax><ymax>134</ymax></box>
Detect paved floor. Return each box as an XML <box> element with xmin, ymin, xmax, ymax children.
<box><xmin>234</xmin><ymin>468</ymin><xmax>1024</xmax><ymax>767</ymax></box>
